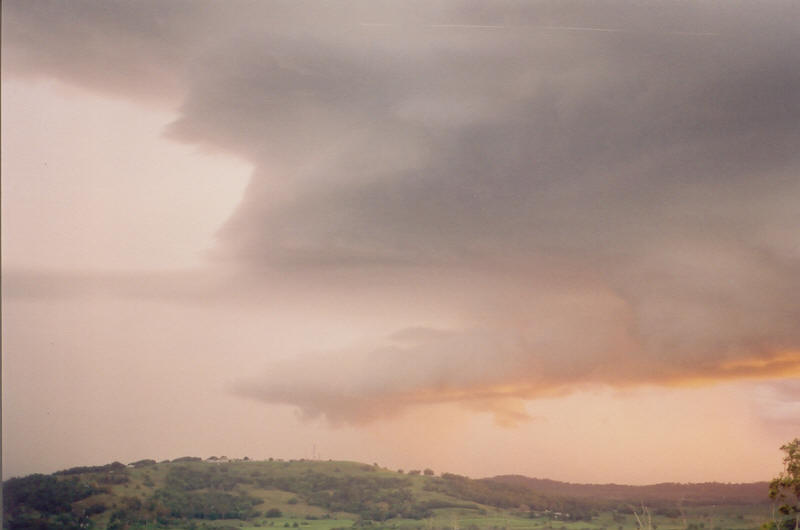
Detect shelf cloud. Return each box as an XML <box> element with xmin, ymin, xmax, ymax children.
<box><xmin>6</xmin><ymin>0</ymin><xmax>800</xmax><ymax>425</ymax></box>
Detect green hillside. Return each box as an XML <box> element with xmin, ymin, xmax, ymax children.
<box><xmin>2</xmin><ymin>458</ymin><xmax>774</xmax><ymax>530</ymax></box>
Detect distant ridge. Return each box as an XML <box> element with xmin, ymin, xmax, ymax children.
<box><xmin>487</xmin><ymin>475</ymin><xmax>770</xmax><ymax>505</ymax></box>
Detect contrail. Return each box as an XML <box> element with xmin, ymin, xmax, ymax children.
<box><xmin>359</xmin><ymin>22</ymin><xmax>719</xmax><ymax>36</ymax></box>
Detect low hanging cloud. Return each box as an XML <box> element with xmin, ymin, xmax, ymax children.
<box><xmin>5</xmin><ymin>0</ymin><xmax>800</xmax><ymax>425</ymax></box>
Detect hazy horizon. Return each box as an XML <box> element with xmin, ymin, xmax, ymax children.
<box><xmin>2</xmin><ymin>0</ymin><xmax>799</xmax><ymax>485</ymax></box>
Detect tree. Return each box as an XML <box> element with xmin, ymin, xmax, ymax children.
<box><xmin>423</xmin><ymin>469</ymin><xmax>434</xmax><ymax>476</ymax></box>
<box><xmin>769</xmin><ymin>438</ymin><xmax>800</xmax><ymax>530</ymax></box>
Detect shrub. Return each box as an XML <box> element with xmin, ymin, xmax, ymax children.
<box><xmin>85</xmin><ymin>503</ymin><xmax>108</xmax><ymax>515</ymax></box>
<box><xmin>129</xmin><ymin>459</ymin><xmax>157</xmax><ymax>468</ymax></box>
<box><xmin>54</xmin><ymin>462</ymin><xmax>126</xmax><ymax>476</ymax></box>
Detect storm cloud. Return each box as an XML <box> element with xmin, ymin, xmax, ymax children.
<box><xmin>5</xmin><ymin>0</ymin><xmax>800</xmax><ymax>424</ymax></box>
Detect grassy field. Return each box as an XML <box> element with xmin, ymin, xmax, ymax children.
<box><xmin>230</xmin><ymin>506</ymin><xmax>774</xmax><ymax>530</ymax></box>
<box><xmin>238</xmin><ymin>506</ymin><xmax>771</xmax><ymax>530</ymax></box>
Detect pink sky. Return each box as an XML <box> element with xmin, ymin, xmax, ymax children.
<box><xmin>3</xmin><ymin>0</ymin><xmax>799</xmax><ymax>484</ymax></box>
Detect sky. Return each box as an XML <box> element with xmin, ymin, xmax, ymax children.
<box><xmin>2</xmin><ymin>0</ymin><xmax>799</xmax><ymax>484</ymax></box>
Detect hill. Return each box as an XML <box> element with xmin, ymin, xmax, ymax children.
<box><xmin>487</xmin><ymin>475</ymin><xmax>770</xmax><ymax>506</ymax></box>
<box><xmin>2</xmin><ymin>457</ymin><xmax>774</xmax><ymax>530</ymax></box>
